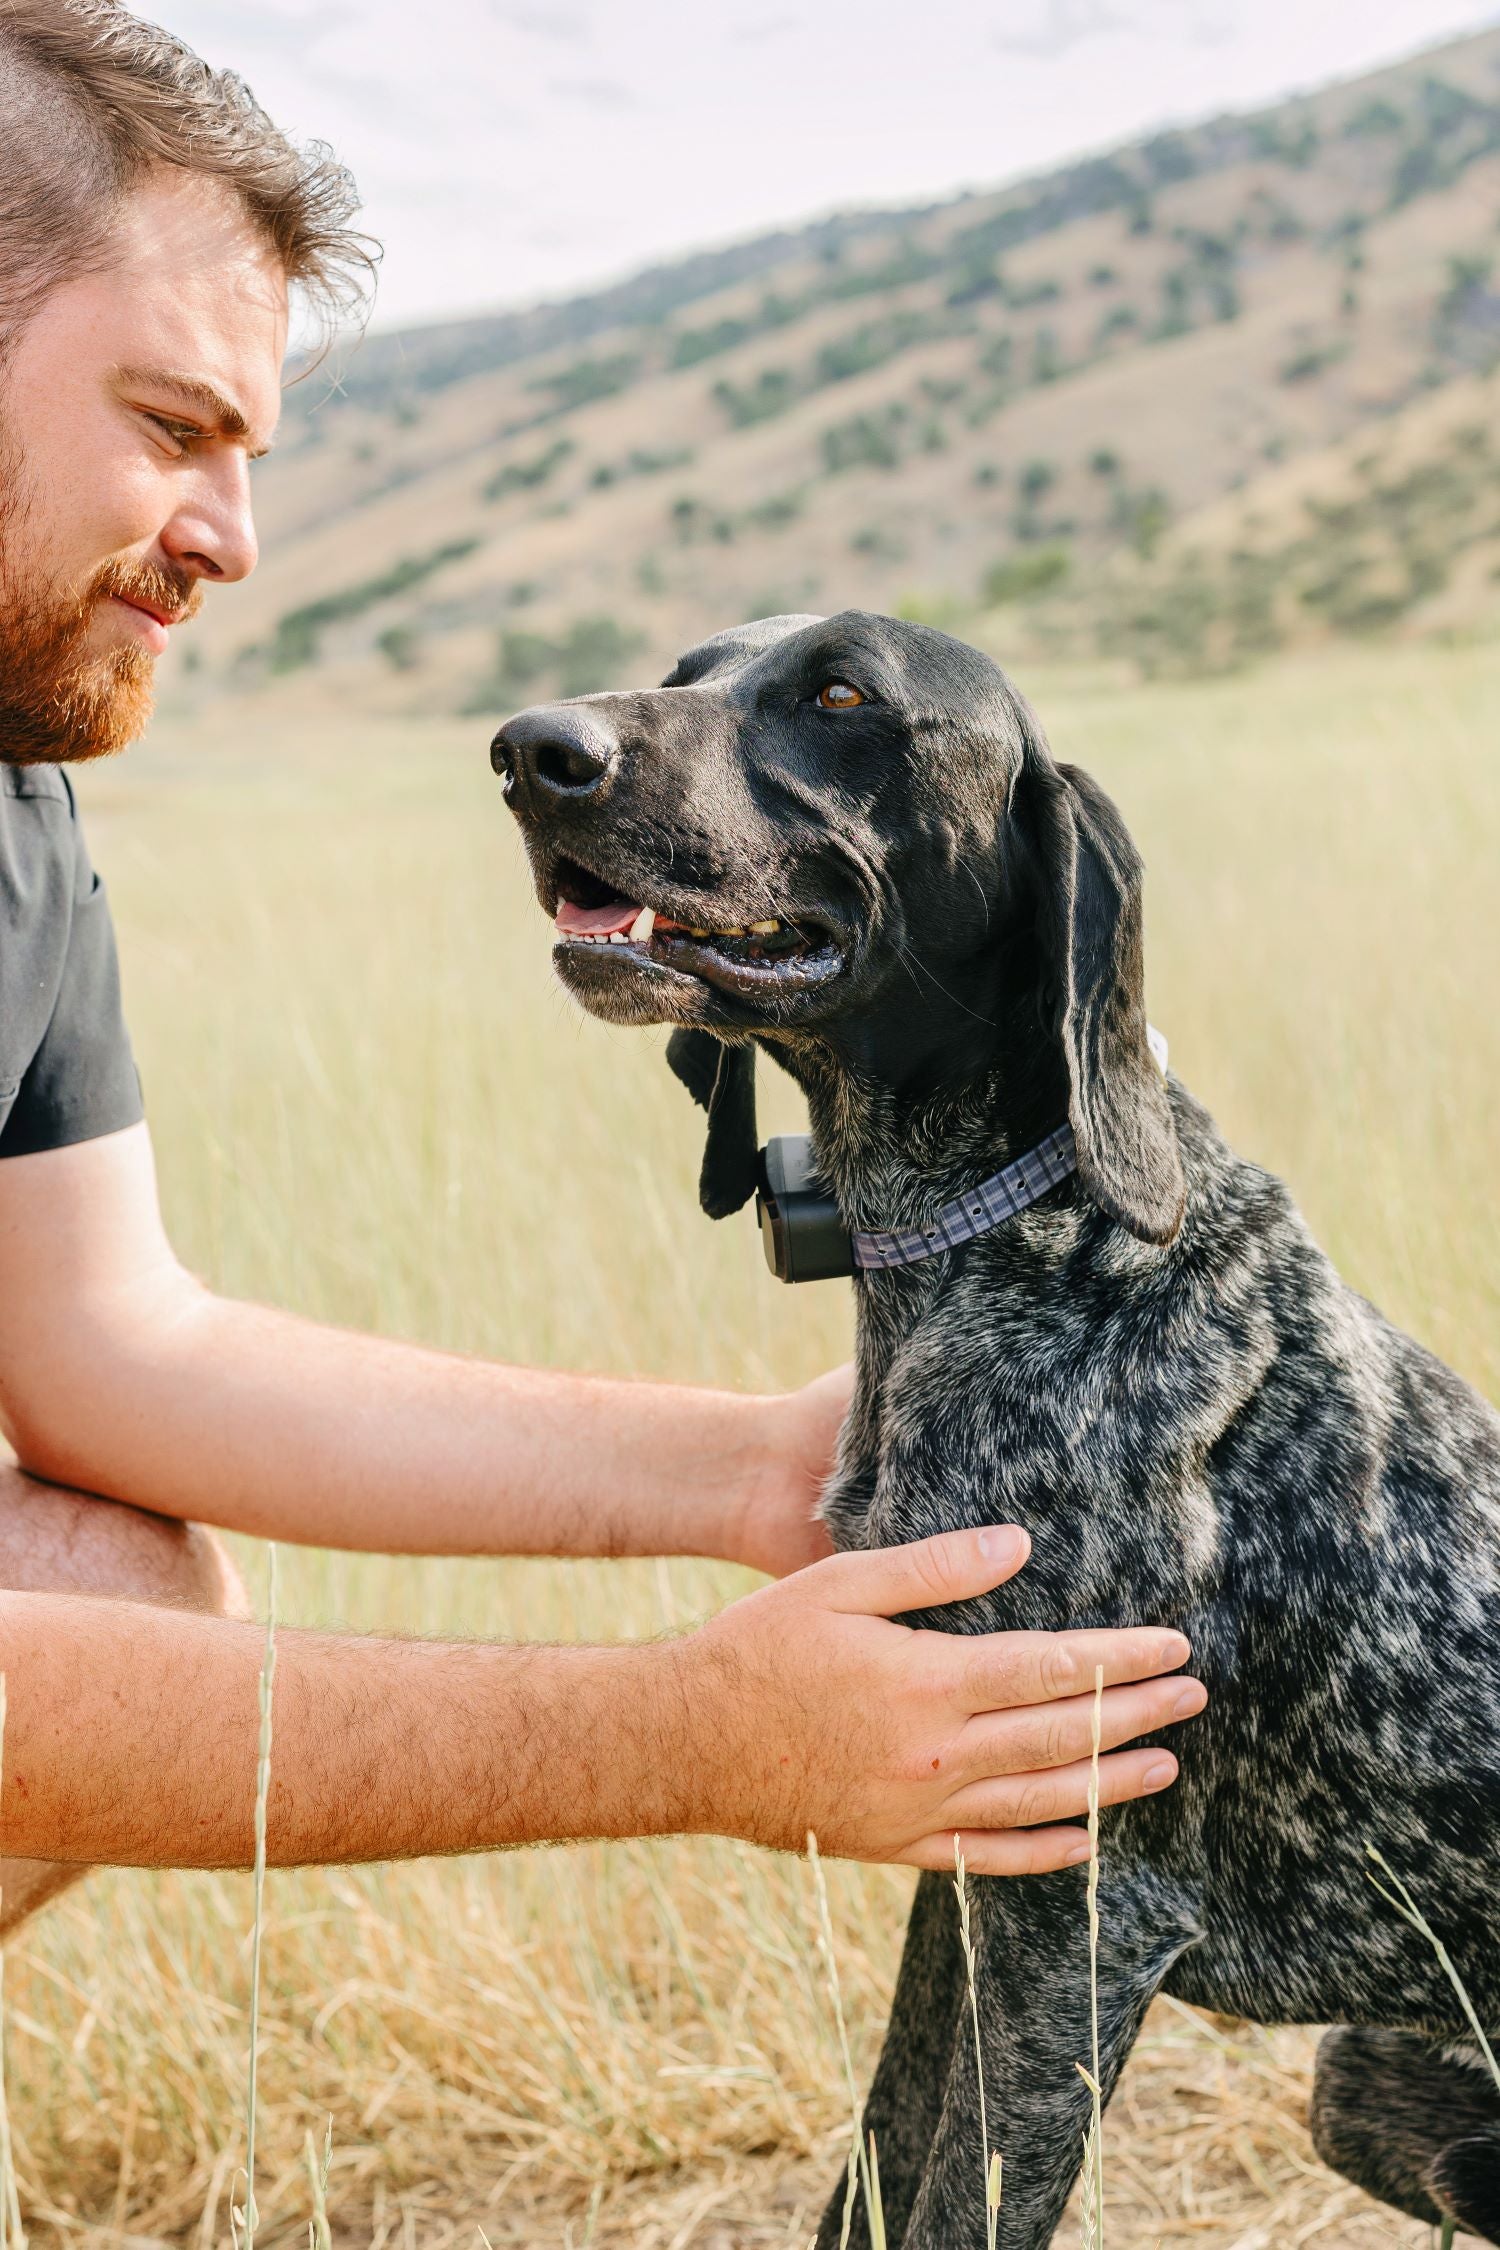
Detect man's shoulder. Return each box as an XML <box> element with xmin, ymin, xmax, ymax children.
<box><xmin>1</xmin><ymin>763</ymin><xmax>72</xmax><ymax>810</ymax></box>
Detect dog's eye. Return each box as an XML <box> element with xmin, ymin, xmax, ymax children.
<box><xmin>817</xmin><ymin>682</ymin><xmax>865</xmax><ymax>709</ymax></box>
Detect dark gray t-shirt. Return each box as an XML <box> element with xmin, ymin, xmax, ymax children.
<box><xmin>0</xmin><ymin>764</ymin><xmax>143</xmax><ymax>1158</ymax></box>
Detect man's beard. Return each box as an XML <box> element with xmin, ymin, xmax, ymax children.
<box><xmin>0</xmin><ymin>445</ymin><xmax>202</xmax><ymax>767</ymax></box>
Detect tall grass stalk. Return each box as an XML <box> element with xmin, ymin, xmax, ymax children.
<box><xmin>1366</xmin><ymin>1845</ymin><xmax>1500</xmax><ymax>2097</ymax></box>
<box><xmin>305</xmin><ymin>2117</ymin><xmax>332</xmax><ymax>2250</ymax></box>
<box><xmin>1075</xmin><ymin>1665</ymin><xmax>1106</xmax><ymax>2250</ymax></box>
<box><xmin>807</xmin><ymin>1834</ymin><xmax>885</xmax><ymax>2250</ymax></box>
<box><xmin>239</xmin><ymin>1544</ymin><xmax>279</xmax><ymax>2250</ymax></box>
<box><xmin>0</xmin><ymin>1679</ymin><xmax>23</xmax><ymax>2250</ymax></box>
<box><xmin>952</xmin><ymin>1839</ymin><xmax>1001</xmax><ymax>2248</ymax></box>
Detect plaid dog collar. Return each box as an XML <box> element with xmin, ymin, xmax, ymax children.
<box><xmin>754</xmin><ymin>1027</ymin><xmax>1167</xmax><ymax>1285</ymax></box>
<box><xmin>851</xmin><ymin>1123</ymin><xmax>1078</xmax><ymax>1272</ymax></box>
<box><xmin>755</xmin><ymin>1120</ymin><xmax>1078</xmax><ymax>1284</ymax></box>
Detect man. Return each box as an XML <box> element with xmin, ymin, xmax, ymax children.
<box><xmin>0</xmin><ymin>0</ymin><xmax>1205</xmax><ymax>1933</ymax></box>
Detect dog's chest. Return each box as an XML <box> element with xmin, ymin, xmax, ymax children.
<box><xmin>822</xmin><ymin>1245</ymin><xmax>1268</xmax><ymax>1632</ymax></box>
<box><xmin>818</xmin><ymin>1178</ymin><xmax>1386</xmax><ymax>1641</ymax></box>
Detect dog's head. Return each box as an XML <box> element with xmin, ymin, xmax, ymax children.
<box><xmin>492</xmin><ymin>609</ymin><xmax>1183</xmax><ymax>1244</ymax></box>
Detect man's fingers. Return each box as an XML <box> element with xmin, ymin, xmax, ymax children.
<box><xmin>901</xmin><ymin>1826</ymin><xmax>1097</xmax><ymax>1878</ymax></box>
<box><xmin>954</xmin><ymin>1625</ymin><xmax>1193</xmax><ymax>1715</ymax></box>
<box><xmin>955</xmin><ymin>1675</ymin><xmax>1206</xmax><ymax>1783</ymax></box>
<box><xmin>935</xmin><ymin>1745</ymin><xmax>1180</xmax><ymax>1838</ymax></box>
<box><xmin>808</xmin><ymin>1525</ymin><xmax>1033</xmax><ymax>1617</ymax></box>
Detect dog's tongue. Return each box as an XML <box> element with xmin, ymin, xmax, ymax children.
<box><xmin>555</xmin><ymin>897</ymin><xmax>639</xmax><ymax>937</ymax></box>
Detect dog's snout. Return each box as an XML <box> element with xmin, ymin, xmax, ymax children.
<box><xmin>491</xmin><ymin>705</ymin><xmax>617</xmax><ymax>808</ymax></box>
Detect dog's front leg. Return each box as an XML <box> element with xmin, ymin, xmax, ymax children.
<box><xmin>814</xmin><ymin>1870</ymin><xmax>970</xmax><ymax>2250</ymax></box>
<box><xmin>899</xmin><ymin>1866</ymin><xmax>1202</xmax><ymax>2249</ymax></box>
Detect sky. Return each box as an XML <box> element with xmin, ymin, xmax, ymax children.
<box><xmin>149</xmin><ymin>0</ymin><xmax>1500</xmax><ymax>333</ymax></box>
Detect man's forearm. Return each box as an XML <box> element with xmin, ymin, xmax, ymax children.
<box><xmin>0</xmin><ymin>1590</ymin><xmax>684</xmax><ymax>1867</ymax></box>
<box><xmin>0</xmin><ymin>1127</ymin><xmax>833</xmax><ymax>1576</ymax></box>
<box><xmin>9</xmin><ymin>1282</ymin><xmax>774</xmax><ymax>1561</ymax></box>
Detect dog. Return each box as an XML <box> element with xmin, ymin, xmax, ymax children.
<box><xmin>492</xmin><ymin>610</ymin><xmax>1500</xmax><ymax>2247</ymax></box>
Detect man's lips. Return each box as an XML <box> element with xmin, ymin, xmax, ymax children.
<box><xmin>108</xmin><ymin>593</ymin><xmax>186</xmax><ymax>655</ymax></box>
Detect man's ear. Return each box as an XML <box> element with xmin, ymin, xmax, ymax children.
<box><xmin>1021</xmin><ymin>757</ymin><xmax>1185</xmax><ymax>1245</ymax></box>
<box><xmin>665</xmin><ymin>1029</ymin><xmax>759</xmax><ymax>1219</ymax></box>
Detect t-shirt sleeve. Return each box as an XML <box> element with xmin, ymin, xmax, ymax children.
<box><xmin>0</xmin><ymin>777</ymin><xmax>143</xmax><ymax>1158</ymax></box>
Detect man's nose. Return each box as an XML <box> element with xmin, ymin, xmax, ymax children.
<box><xmin>160</xmin><ymin>455</ymin><xmax>259</xmax><ymax>585</ymax></box>
<box><xmin>490</xmin><ymin>703</ymin><xmax>618</xmax><ymax>810</ymax></box>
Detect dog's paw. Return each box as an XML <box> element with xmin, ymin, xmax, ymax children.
<box><xmin>1427</xmin><ymin>2131</ymin><xmax>1500</xmax><ymax>2246</ymax></box>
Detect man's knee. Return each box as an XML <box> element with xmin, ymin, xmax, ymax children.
<box><xmin>0</xmin><ymin>1459</ymin><xmax>251</xmax><ymax>1618</ymax></box>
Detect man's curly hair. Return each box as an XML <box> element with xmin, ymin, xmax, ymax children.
<box><xmin>0</xmin><ymin>0</ymin><xmax>375</xmax><ymax>350</ymax></box>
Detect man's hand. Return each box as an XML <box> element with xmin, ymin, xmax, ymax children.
<box><xmin>667</xmin><ymin>1523</ymin><xmax>1206</xmax><ymax>1874</ymax></box>
<box><xmin>726</xmin><ymin>1365</ymin><xmax>851</xmax><ymax>1577</ymax></box>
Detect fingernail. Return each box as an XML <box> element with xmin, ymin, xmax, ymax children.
<box><xmin>1065</xmin><ymin>1839</ymin><xmax>1092</xmax><ymax>1863</ymax></box>
<box><xmin>1158</xmin><ymin>1633</ymin><xmax>1191</xmax><ymax>1667</ymax></box>
<box><xmin>1172</xmin><ymin>1683</ymin><xmax>1207</xmax><ymax>1720</ymax></box>
<box><xmin>1144</xmin><ymin>1758</ymin><xmax>1177</xmax><ymax>1791</ymax></box>
<box><xmin>977</xmin><ymin>1525</ymin><xmax>1027</xmax><ymax>1565</ymax></box>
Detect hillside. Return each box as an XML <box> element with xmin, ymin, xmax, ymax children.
<box><xmin>170</xmin><ymin>21</ymin><xmax>1500</xmax><ymax>719</ymax></box>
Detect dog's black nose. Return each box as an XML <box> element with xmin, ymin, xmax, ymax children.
<box><xmin>491</xmin><ymin>704</ymin><xmax>616</xmax><ymax>807</ymax></box>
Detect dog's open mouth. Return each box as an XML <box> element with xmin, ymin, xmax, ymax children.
<box><xmin>550</xmin><ymin>856</ymin><xmax>842</xmax><ymax>991</ymax></box>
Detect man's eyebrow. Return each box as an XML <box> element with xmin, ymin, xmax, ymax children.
<box><xmin>111</xmin><ymin>365</ymin><xmax>276</xmax><ymax>459</ymax></box>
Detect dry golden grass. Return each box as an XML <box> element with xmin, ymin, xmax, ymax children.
<box><xmin>9</xmin><ymin>635</ymin><xmax>1498</xmax><ymax>2243</ymax></box>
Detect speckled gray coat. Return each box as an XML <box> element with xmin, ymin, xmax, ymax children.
<box><xmin>808</xmin><ymin>1067</ymin><xmax>1500</xmax><ymax>2247</ymax></box>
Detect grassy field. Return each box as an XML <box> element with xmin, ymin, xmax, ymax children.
<box><xmin>8</xmin><ymin>634</ymin><xmax>1499</xmax><ymax>2244</ymax></box>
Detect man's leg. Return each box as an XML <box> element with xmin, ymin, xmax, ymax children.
<box><xmin>0</xmin><ymin>1458</ymin><xmax>251</xmax><ymax>1934</ymax></box>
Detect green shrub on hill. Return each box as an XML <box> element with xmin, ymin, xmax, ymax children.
<box><xmin>1345</xmin><ymin>96</ymin><xmax>1402</xmax><ymax>137</ymax></box>
<box><xmin>588</xmin><ymin>445</ymin><xmax>695</xmax><ymax>489</ymax></box>
<box><xmin>982</xmin><ymin>545</ymin><xmax>1071</xmax><ymax>604</ymax></box>
<box><xmin>482</xmin><ymin>438</ymin><xmax>575</xmax><ymax>502</ymax></box>
<box><xmin>375</xmin><ymin>624</ymin><xmax>420</xmax><ymax>672</ymax></box>
<box><xmin>1279</xmin><ymin>339</ymin><xmax>1349</xmax><ymax>383</ymax></box>
<box><xmin>820</xmin><ymin>406</ymin><xmax>908</xmax><ymax>473</ymax></box>
<box><xmin>254</xmin><ymin>538</ymin><xmax>482</xmax><ymax>674</ymax></box>
<box><xmin>1094</xmin><ymin>304</ymin><xmax>1139</xmax><ymax>345</ymax></box>
<box><xmin>1032</xmin><ymin>328</ymin><xmax>1065</xmax><ymax>382</ymax></box>
<box><xmin>670</xmin><ymin>317</ymin><xmax>755</xmax><ymax>368</ymax></box>
<box><xmin>815</xmin><ymin>311</ymin><xmax>936</xmax><ymax>385</ymax></box>
<box><xmin>827</xmin><ymin>236</ymin><xmax>943</xmax><ymax>300</ymax></box>
<box><xmin>463</xmin><ymin>615</ymin><xmax>645</xmax><ymax>715</ymax></box>
<box><xmin>946</xmin><ymin>261</ymin><xmax>1005</xmax><ymax>307</ymax></box>
<box><xmin>527</xmin><ymin>353</ymin><xmax>641</xmax><ymax>414</ymax></box>
<box><xmin>1004</xmin><ymin>276</ymin><xmax>1062</xmax><ymax>309</ymax></box>
<box><xmin>713</xmin><ymin>368</ymin><xmax>797</xmax><ymax>427</ymax></box>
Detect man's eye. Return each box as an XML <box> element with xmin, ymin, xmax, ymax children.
<box><xmin>817</xmin><ymin>682</ymin><xmax>865</xmax><ymax>709</ymax></box>
<box><xmin>144</xmin><ymin>413</ymin><xmax>197</xmax><ymax>451</ymax></box>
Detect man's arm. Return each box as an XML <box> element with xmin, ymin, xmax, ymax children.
<box><xmin>0</xmin><ymin>1124</ymin><xmax>834</xmax><ymax>1573</ymax></box>
<box><xmin>0</xmin><ymin>1529</ymin><xmax>1203</xmax><ymax>1875</ymax></box>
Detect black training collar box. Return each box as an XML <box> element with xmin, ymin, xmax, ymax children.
<box><xmin>756</xmin><ymin>1136</ymin><xmax>855</xmax><ymax>1284</ymax></box>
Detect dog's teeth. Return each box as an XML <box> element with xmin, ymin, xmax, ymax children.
<box><xmin>608</xmin><ymin>931</ymin><xmax>628</xmax><ymax>944</ymax></box>
<box><xmin>748</xmin><ymin>919</ymin><xmax>780</xmax><ymax>934</ymax></box>
<box><xmin>719</xmin><ymin>926</ymin><xmax>745</xmax><ymax>938</ymax></box>
<box><xmin>629</xmin><ymin>906</ymin><xmax>656</xmax><ymax>944</ymax></box>
<box><xmin>688</xmin><ymin>927</ymin><xmax>710</xmax><ymax>939</ymax></box>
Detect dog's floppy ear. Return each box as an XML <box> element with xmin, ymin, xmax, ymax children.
<box><xmin>1022</xmin><ymin>757</ymin><xmax>1185</xmax><ymax>1245</ymax></box>
<box><xmin>665</xmin><ymin>1029</ymin><xmax>759</xmax><ymax>1219</ymax></box>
